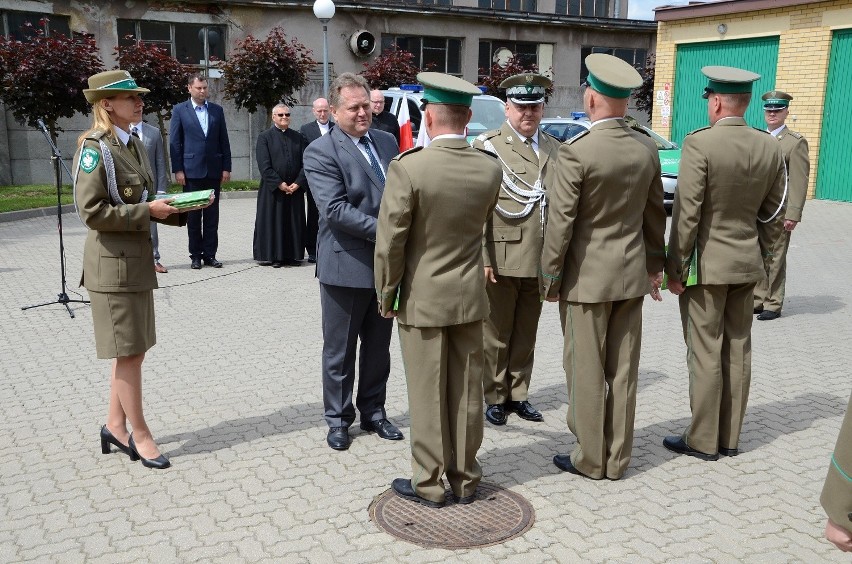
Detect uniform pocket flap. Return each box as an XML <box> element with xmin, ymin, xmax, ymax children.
<box><xmin>117</xmin><ymin>173</ymin><xmax>141</xmax><ymax>186</ymax></box>
<box><xmin>98</xmin><ymin>235</ymin><xmax>142</xmax><ymax>258</ymax></box>
<box><xmin>332</xmin><ymin>238</ymin><xmax>366</xmax><ymax>252</ymax></box>
<box><xmin>488</xmin><ymin>226</ymin><xmax>522</xmax><ymax>242</ymax></box>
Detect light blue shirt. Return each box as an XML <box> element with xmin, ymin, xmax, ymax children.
<box><xmin>193</xmin><ymin>101</ymin><xmax>209</xmax><ymax>136</ymax></box>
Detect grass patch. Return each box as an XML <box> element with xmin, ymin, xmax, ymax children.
<box><xmin>0</xmin><ymin>180</ymin><xmax>258</xmax><ymax>213</ymax></box>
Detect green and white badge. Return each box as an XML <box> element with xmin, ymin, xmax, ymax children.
<box><xmin>79</xmin><ymin>147</ymin><xmax>99</xmax><ymax>173</ymax></box>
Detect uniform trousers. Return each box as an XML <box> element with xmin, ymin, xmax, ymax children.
<box><xmin>754</xmin><ymin>228</ymin><xmax>790</xmax><ymax>313</ymax></box>
<box><xmin>483</xmin><ymin>276</ymin><xmax>542</xmax><ymax>405</ymax></box>
<box><xmin>398</xmin><ymin>320</ymin><xmax>484</xmax><ymax>503</ymax></box>
<box><xmin>679</xmin><ymin>282</ymin><xmax>756</xmax><ymax>454</ymax></box>
<box><xmin>184</xmin><ymin>178</ymin><xmax>221</xmax><ymax>260</ymax></box>
<box><xmin>559</xmin><ymin>297</ymin><xmax>643</xmax><ymax>479</ymax></box>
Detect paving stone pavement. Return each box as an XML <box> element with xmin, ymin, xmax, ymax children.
<box><xmin>1</xmin><ymin>196</ymin><xmax>850</xmax><ymax>563</ymax></box>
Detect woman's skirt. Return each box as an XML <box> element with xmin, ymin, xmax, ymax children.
<box><xmin>89</xmin><ymin>290</ymin><xmax>156</xmax><ymax>359</ymax></box>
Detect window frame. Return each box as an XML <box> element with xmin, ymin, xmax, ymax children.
<box><xmin>117</xmin><ymin>19</ymin><xmax>227</xmax><ymax>71</ymax></box>
<box><xmin>380</xmin><ymin>34</ymin><xmax>463</xmax><ymax>76</ymax></box>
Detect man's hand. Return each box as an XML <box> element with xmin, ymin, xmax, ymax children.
<box><xmin>484</xmin><ymin>267</ymin><xmax>497</xmax><ymax>283</ymax></box>
<box><xmin>784</xmin><ymin>219</ymin><xmax>799</xmax><ymax>232</ymax></box>
<box><xmin>382</xmin><ymin>310</ymin><xmax>398</xmax><ymax>319</ymax></box>
<box><xmin>175</xmin><ymin>171</ymin><xmax>186</xmax><ymax>186</ymax></box>
<box><xmin>825</xmin><ymin>519</ymin><xmax>852</xmax><ymax>552</ymax></box>
<box><xmin>148</xmin><ymin>198</ymin><xmax>178</xmax><ymax>219</ymax></box>
<box><xmin>649</xmin><ymin>272</ymin><xmax>663</xmax><ymax>302</ymax></box>
<box><xmin>545</xmin><ymin>294</ymin><xmax>559</xmax><ymax>303</ymax></box>
<box><xmin>221</xmin><ymin>170</ymin><xmax>231</xmax><ymax>183</ymax></box>
<box><xmin>668</xmin><ymin>278</ymin><xmax>685</xmax><ymax>296</ymax></box>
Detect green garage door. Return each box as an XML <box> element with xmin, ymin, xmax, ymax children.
<box><xmin>816</xmin><ymin>29</ymin><xmax>852</xmax><ymax>201</ymax></box>
<box><xmin>671</xmin><ymin>37</ymin><xmax>779</xmax><ymax>146</ymax></box>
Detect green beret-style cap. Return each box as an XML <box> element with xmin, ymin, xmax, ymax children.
<box><xmin>762</xmin><ymin>90</ymin><xmax>793</xmax><ymax>109</ymax></box>
<box><xmin>417</xmin><ymin>72</ymin><xmax>482</xmax><ymax>107</ymax></box>
<box><xmin>584</xmin><ymin>53</ymin><xmax>642</xmax><ymax>99</ymax></box>
<box><xmin>701</xmin><ymin>65</ymin><xmax>760</xmax><ymax>98</ymax></box>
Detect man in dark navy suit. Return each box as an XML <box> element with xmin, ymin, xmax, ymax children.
<box><xmin>169</xmin><ymin>73</ymin><xmax>232</xmax><ymax>269</ymax></box>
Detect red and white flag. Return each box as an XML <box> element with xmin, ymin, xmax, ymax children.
<box><xmin>398</xmin><ymin>92</ymin><xmax>414</xmax><ymax>152</ymax></box>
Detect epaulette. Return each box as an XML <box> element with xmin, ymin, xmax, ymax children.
<box><xmin>686</xmin><ymin>126</ymin><xmax>711</xmax><ymax>137</ymax></box>
<box><xmin>477</xmin><ymin>130</ymin><xmax>500</xmax><ymax>143</ymax></box>
<box><xmin>86</xmin><ymin>130</ymin><xmax>106</xmax><ymax>141</ymax></box>
<box><xmin>785</xmin><ymin>129</ymin><xmax>803</xmax><ymax>139</ymax></box>
<box><xmin>539</xmin><ymin>129</ymin><xmax>559</xmax><ymax>143</ymax></box>
<box><xmin>474</xmin><ymin>147</ymin><xmax>498</xmax><ymax>158</ymax></box>
<box><xmin>394</xmin><ymin>146</ymin><xmax>423</xmax><ymax>160</ymax></box>
<box><xmin>566</xmin><ymin>129</ymin><xmax>590</xmax><ymax>145</ymax></box>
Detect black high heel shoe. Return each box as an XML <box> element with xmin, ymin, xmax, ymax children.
<box><xmin>100</xmin><ymin>425</ymin><xmax>139</xmax><ymax>460</ymax></box>
<box><xmin>128</xmin><ymin>434</ymin><xmax>171</xmax><ymax>469</ymax></box>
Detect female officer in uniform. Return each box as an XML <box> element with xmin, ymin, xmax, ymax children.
<box><xmin>75</xmin><ymin>70</ymin><xmax>210</xmax><ymax>469</ymax></box>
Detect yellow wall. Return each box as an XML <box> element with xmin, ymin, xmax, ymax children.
<box><xmin>654</xmin><ymin>0</ymin><xmax>852</xmax><ymax>197</ymax></box>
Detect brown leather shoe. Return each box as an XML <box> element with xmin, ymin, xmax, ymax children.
<box><xmin>154</xmin><ymin>262</ymin><xmax>168</xmax><ymax>274</ymax></box>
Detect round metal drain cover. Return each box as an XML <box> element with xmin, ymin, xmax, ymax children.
<box><xmin>369</xmin><ymin>481</ymin><xmax>534</xmax><ymax>549</ymax></box>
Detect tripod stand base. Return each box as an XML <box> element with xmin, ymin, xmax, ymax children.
<box><xmin>22</xmin><ymin>292</ymin><xmax>90</xmax><ymax>319</ymax></box>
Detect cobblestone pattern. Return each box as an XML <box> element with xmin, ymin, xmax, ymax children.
<box><xmin>0</xmin><ymin>198</ymin><xmax>850</xmax><ymax>562</ymax></box>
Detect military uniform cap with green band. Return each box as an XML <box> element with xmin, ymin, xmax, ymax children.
<box><xmin>700</xmin><ymin>65</ymin><xmax>760</xmax><ymax>99</ymax></box>
<box><xmin>762</xmin><ymin>90</ymin><xmax>793</xmax><ymax>110</ymax></box>
<box><xmin>500</xmin><ymin>73</ymin><xmax>551</xmax><ymax>105</ymax></box>
<box><xmin>84</xmin><ymin>70</ymin><xmax>150</xmax><ymax>103</ymax></box>
<box><xmin>417</xmin><ymin>71</ymin><xmax>482</xmax><ymax>107</ymax></box>
<box><xmin>583</xmin><ymin>53</ymin><xmax>642</xmax><ymax>99</ymax></box>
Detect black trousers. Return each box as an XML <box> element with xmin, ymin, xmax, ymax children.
<box><xmin>184</xmin><ymin>178</ymin><xmax>221</xmax><ymax>260</ymax></box>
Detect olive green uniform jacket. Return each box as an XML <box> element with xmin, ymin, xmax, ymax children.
<box><xmin>821</xmin><ymin>392</ymin><xmax>852</xmax><ymax>533</ymax></box>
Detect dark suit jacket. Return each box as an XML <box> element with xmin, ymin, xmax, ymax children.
<box><xmin>303</xmin><ymin>127</ymin><xmax>399</xmax><ymax>288</ymax></box>
<box><xmin>371</xmin><ymin>111</ymin><xmax>400</xmax><ymax>144</ymax></box>
<box><xmin>299</xmin><ymin>120</ymin><xmax>334</xmax><ymax>145</ymax></box>
<box><xmin>169</xmin><ymin>99</ymin><xmax>232</xmax><ymax>179</ymax></box>
<box><xmin>257</xmin><ymin>126</ymin><xmax>307</xmax><ymax>191</ymax></box>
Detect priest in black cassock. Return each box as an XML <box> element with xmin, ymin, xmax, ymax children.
<box><xmin>253</xmin><ymin>103</ymin><xmax>309</xmax><ymax>267</ymax></box>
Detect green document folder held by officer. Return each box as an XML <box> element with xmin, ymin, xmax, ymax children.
<box><xmin>661</xmin><ymin>246</ymin><xmax>698</xmax><ymax>290</ymax></box>
<box><xmin>151</xmin><ymin>189</ymin><xmax>213</xmax><ymax>209</ymax></box>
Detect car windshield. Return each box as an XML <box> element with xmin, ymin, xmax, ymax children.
<box><xmin>638</xmin><ymin>126</ymin><xmax>678</xmax><ymax>150</ymax></box>
<box><xmin>467</xmin><ymin>97</ymin><xmax>506</xmax><ymax>135</ymax></box>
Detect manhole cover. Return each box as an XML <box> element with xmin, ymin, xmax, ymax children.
<box><xmin>369</xmin><ymin>481</ymin><xmax>534</xmax><ymax>549</ymax></box>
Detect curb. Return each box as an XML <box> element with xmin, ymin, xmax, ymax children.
<box><xmin>0</xmin><ymin>190</ymin><xmax>259</xmax><ymax>224</ymax></box>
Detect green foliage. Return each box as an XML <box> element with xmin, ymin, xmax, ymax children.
<box><xmin>0</xmin><ymin>19</ymin><xmax>103</xmax><ymax>140</ymax></box>
<box><xmin>359</xmin><ymin>49</ymin><xmax>425</xmax><ymax>89</ymax></box>
<box><xmin>221</xmin><ymin>27</ymin><xmax>315</xmax><ymax>114</ymax></box>
<box><xmin>114</xmin><ymin>38</ymin><xmax>192</xmax><ymax>121</ymax></box>
<box><xmin>634</xmin><ymin>53</ymin><xmax>655</xmax><ymax>119</ymax></box>
<box><xmin>478</xmin><ymin>55</ymin><xmax>552</xmax><ymax>101</ymax></box>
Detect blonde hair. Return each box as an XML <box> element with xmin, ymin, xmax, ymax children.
<box><xmin>76</xmin><ymin>100</ymin><xmax>116</xmax><ymax>147</ymax></box>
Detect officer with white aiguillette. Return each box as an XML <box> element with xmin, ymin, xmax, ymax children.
<box><xmin>473</xmin><ymin>73</ymin><xmax>561</xmax><ymax>426</ymax></box>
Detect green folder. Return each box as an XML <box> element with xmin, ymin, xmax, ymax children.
<box><xmin>661</xmin><ymin>245</ymin><xmax>698</xmax><ymax>290</ymax></box>
<box><xmin>151</xmin><ymin>189</ymin><xmax>214</xmax><ymax>209</ymax></box>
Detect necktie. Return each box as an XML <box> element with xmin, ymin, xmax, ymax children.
<box><xmin>128</xmin><ymin>128</ymin><xmax>141</xmax><ymax>163</ymax></box>
<box><xmin>359</xmin><ymin>136</ymin><xmax>385</xmax><ymax>184</ymax></box>
<box><xmin>522</xmin><ymin>136</ymin><xmax>538</xmax><ymax>164</ymax></box>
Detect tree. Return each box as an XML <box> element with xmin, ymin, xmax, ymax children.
<box><xmin>114</xmin><ymin>38</ymin><xmax>193</xmax><ymax>172</ymax></box>
<box><xmin>634</xmin><ymin>53</ymin><xmax>656</xmax><ymax>119</ymax></box>
<box><xmin>359</xmin><ymin>49</ymin><xmax>424</xmax><ymax>89</ymax></box>
<box><xmin>221</xmin><ymin>27</ymin><xmax>315</xmax><ymax>123</ymax></box>
<box><xmin>0</xmin><ymin>19</ymin><xmax>103</xmax><ymax>143</ymax></box>
<box><xmin>478</xmin><ymin>55</ymin><xmax>552</xmax><ymax>101</ymax></box>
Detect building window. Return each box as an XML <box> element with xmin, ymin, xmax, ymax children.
<box><xmin>580</xmin><ymin>46</ymin><xmax>647</xmax><ymax>82</ymax></box>
<box><xmin>1</xmin><ymin>10</ymin><xmax>70</xmax><ymax>40</ymax></box>
<box><xmin>380</xmin><ymin>35</ymin><xmax>462</xmax><ymax>75</ymax></box>
<box><xmin>555</xmin><ymin>0</ymin><xmax>609</xmax><ymax>17</ymax></box>
<box><xmin>478</xmin><ymin>0</ymin><xmax>538</xmax><ymax>11</ymax></box>
<box><xmin>117</xmin><ymin>20</ymin><xmax>226</xmax><ymax>71</ymax></box>
<box><xmin>478</xmin><ymin>40</ymin><xmax>542</xmax><ymax>80</ymax></box>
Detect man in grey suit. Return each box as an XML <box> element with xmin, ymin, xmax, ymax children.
<box><xmin>130</xmin><ymin>119</ymin><xmax>170</xmax><ymax>273</ymax></box>
<box><xmin>303</xmin><ymin>73</ymin><xmax>402</xmax><ymax>451</ymax></box>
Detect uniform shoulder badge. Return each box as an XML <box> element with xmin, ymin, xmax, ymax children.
<box><xmin>566</xmin><ymin>129</ymin><xmax>590</xmax><ymax>145</ymax></box>
<box><xmin>478</xmin><ymin>130</ymin><xmax>500</xmax><ymax>142</ymax></box>
<box><xmin>540</xmin><ymin>129</ymin><xmax>559</xmax><ymax>143</ymax></box>
<box><xmin>85</xmin><ymin>130</ymin><xmax>106</xmax><ymax>141</ymax></box>
<box><xmin>474</xmin><ymin>147</ymin><xmax>498</xmax><ymax>158</ymax></box>
<box><xmin>686</xmin><ymin>126</ymin><xmax>711</xmax><ymax>137</ymax></box>
<box><xmin>786</xmin><ymin>129</ymin><xmax>803</xmax><ymax>139</ymax></box>
<box><xmin>394</xmin><ymin>146</ymin><xmax>423</xmax><ymax>160</ymax></box>
<box><xmin>79</xmin><ymin>147</ymin><xmax>100</xmax><ymax>174</ymax></box>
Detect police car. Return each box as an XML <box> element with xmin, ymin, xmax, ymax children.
<box><xmin>540</xmin><ymin>112</ymin><xmax>680</xmax><ymax>210</ymax></box>
<box><xmin>381</xmin><ymin>84</ymin><xmax>506</xmax><ymax>144</ymax></box>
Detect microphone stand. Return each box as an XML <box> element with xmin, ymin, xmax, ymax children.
<box><xmin>21</xmin><ymin>119</ymin><xmax>89</xmax><ymax>318</ymax></box>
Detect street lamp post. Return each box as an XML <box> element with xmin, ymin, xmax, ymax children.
<box><xmin>313</xmin><ymin>0</ymin><xmax>336</xmax><ymax>99</ymax></box>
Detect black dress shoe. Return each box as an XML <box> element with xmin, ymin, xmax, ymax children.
<box><xmin>128</xmin><ymin>435</ymin><xmax>171</xmax><ymax>469</ymax></box>
<box><xmin>100</xmin><ymin>425</ymin><xmax>138</xmax><ymax>460</ymax></box>
<box><xmin>307</xmin><ymin>256</ymin><xmax>317</xmax><ymax>264</ymax></box>
<box><xmin>191</xmin><ymin>258</ymin><xmax>202</xmax><ymax>269</ymax></box>
<box><xmin>553</xmin><ymin>454</ymin><xmax>588</xmax><ymax>477</ymax></box>
<box><xmin>663</xmin><ymin>436</ymin><xmax>719</xmax><ymax>461</ymax></box>
<box><xmin>507</xmin><ymin>400</ymin><xmax>544</xmax><ymax>422</ymax></box>
<box><xmin>452</xmin><ymin>491</ymin><xmax>477</xmax><ymax>505</ymax></box>
<box><xmin>272</xmin><ymin>262</ymin><xmax>282</xmax><ymax>268</ymax></box>
<box><xmin>360</xmin><ymin>418</ymin><xmax>403</xmax><ymax>440</ymax></box>
<box><xmin>719</xmin><ymin>446</ymin><xmax>739</xmax><ymax>457</ymax></box>
<box><xmin>327</xmin><ymin>427</ymin><xmax>351</xmax><ymax>450</ymax></box>
<box><xmin>485</xmin><ymin>404</ymin><xmax>507</xmax><ymax>426</ymax></box>
<box><xmin>391</xmin><ymin>478</ymin><xmax>445</xmax><ymax>508</ymax></box>
<box><xmin>203</xmin><ymin>257</ymin><xmax>223</xmax><ymax>268</ymax></box>
<box><xmin>285</xmin><ymin>260</ymin><xmax>302</xmax><ymax>267</ymax></box>
<box><xmin>757</xmin><ymin>310</ymin><xmax>780</xmax><ymax>321</ymax></box>
<box><xmin>753</xmin><ymin>305</ymin><xmax>764</xmax><ymax>314</ymax></box>
<box><xmin>258</xmin><ymin>261</ymin><xmax>273</xmax><ymax>266</ymax></box>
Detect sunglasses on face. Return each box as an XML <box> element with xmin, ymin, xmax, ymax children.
<box><xmin>275</xmin><ymin>113</ymin><xmax>291</xmax><ymax>117</ymax></box>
